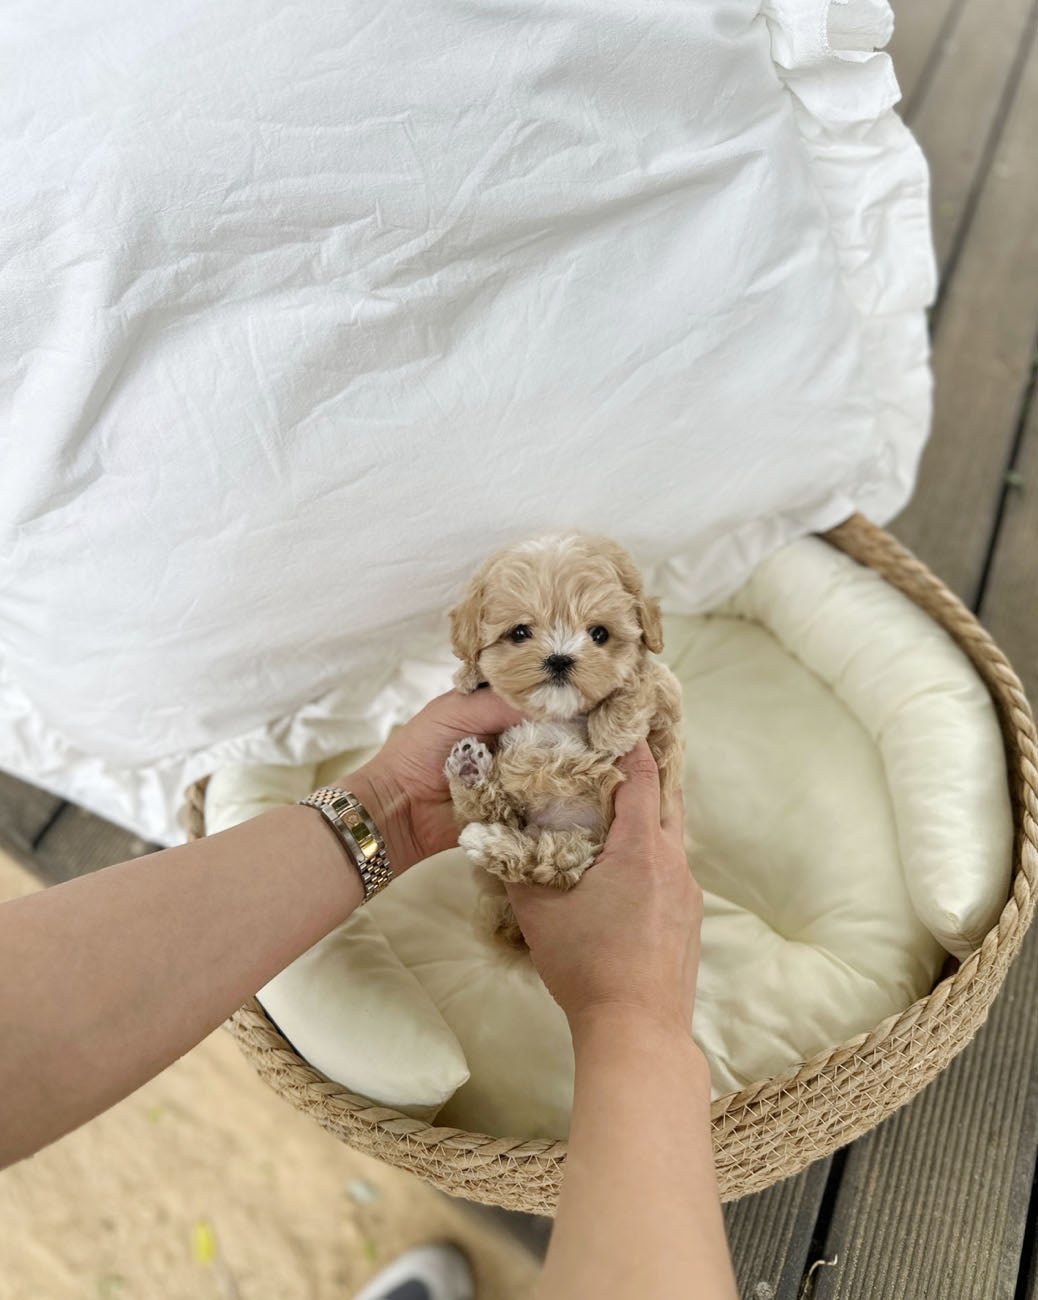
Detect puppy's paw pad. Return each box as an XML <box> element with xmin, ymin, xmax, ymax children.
<box><xmin>444</xmin><ymin>738</ymin><xmax>492</xmax><ymax>785</ymax></box>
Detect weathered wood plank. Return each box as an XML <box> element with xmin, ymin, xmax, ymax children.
<box><xmin>812</xmin><ymin>922</ymin><xmax>1038</xmax><ymax>1300</ymax></box>
<box><xmin>0</xmin><ymin>770</ymin><xmax>63</xmax><ymax>860</ymax></box>
<box><xmin>889</xmin><ymin>0</ymin><xmax>963</xmax><ymax>119</ymax></box>
<box><xmin>984</xmin><ymin>338</ymin><xmax>1038</xmax><ymax>1300</ymax></box>
<box><xmin>982</xmin><ymin>366</ymin><xmax>1038</xmax><ymax>708</ymax></box>
<box><xmin>31</xmin><ymin>803</ymin><xmax>157</xmax><ymax>886</ymax></box>
<box><xmin>892</xmin><ymin>13</ymin><xmax>1038</xmax><ymax>604</ymax></box>
<box><xmin>908</xmin><ymin>0</ymin><xmax>1037</xmax><ymax>273</ymax></box>
<box><xmin>724</xmin><ymin>1158</ymin><xmax>834</xmax><ymax>1300</ymax></box>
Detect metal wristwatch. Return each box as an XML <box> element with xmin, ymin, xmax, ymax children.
<box><xmin>297</xmin><ymin>786</ymin><xmax>394</xmax><ymax>902</ymax></box>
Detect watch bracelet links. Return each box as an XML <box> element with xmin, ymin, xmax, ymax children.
<box><xmin>297</xmin><ymin>786</ymin><xmax>394</xmax><ymax>902</ymax></box>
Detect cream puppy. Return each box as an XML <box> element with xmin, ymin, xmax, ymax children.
<box><xmin>443</xmin><ymin>532</ymin><xmax>684</xmax><ymax>944</ymax></box>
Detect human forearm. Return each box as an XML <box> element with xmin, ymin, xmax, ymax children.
<box><xmin>0</xmin><ymin>689</ymin><xmax>523</xmax><ymax>1169</ymax></box>
<box><xmin>0</xmin><ymin>802</ymin><xmax>362</xmax><ymax>1168</ymax></box>
<box><xmin>539</xmin><ymin>1008</ymin><xmax>738</xmax><ymax>1300</ymax></box>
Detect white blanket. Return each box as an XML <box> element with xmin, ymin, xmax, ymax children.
<box><xmin>0</xmin><ymin>0</ymin><xmax>935</xmax><ymax>842</ymax></box>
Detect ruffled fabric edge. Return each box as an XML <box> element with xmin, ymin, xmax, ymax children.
<box><xmin>0</xmin><ymin>646</ymin><xmax>453</xmax><ymax>846</ymax></box>
<box><xmin>761</xmin><ymin>0</ymin><xmax>939</xmax><ymax>521</ymax></box>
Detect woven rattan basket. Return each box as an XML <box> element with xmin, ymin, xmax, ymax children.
<box><xmin>183</xmin><ymin>514</ymin><xmax>1038</xmax><ymax>1210</ymax></box>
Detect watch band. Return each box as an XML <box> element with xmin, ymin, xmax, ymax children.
<box><xmin>298</xmin><ymin>786</ymin><xmax>394</xmax><ymax>902</ymax></box>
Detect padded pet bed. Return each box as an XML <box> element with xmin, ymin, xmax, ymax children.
<box><xmin>187</xmin><ymin>517</ymin><xmax>1038</xmax><ymax>1208</ymax></box>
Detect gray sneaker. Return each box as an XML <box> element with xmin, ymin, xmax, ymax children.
<box><xmin>353</xmin><ymin>1243</ymin><xmax>476</xmax><ymax>1300</ymax></box>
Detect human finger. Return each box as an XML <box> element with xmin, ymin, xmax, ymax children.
<box><xmin>611</xmin><ymin>741</ymin><xmax>663</xmax><ymax>835</ymax></box>
<box><xmin>430</xmin><ymin>687</ymin><xmax>524</xmax><ymax>742</ymax></box>
<box><xmin>660</xmin><ymin>782</ymin><xmax>686</xmax><ymax>844</ymax></box>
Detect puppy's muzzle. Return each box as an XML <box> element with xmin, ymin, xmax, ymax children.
<box><xmin>544</xmin><ymin>653</ymin><xmax>575</xmax><ymax>683</ymax></box>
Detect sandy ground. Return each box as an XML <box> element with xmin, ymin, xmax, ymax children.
<box><xmin>0</xmin><ymin>850</ymin><xmax>540</xmax><ymax>1300</ymax></box>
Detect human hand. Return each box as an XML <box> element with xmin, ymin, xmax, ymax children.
<box><xmin>343</xmin><ymin>687</ymin><xmax>524</xmax><ymax>876</ymax></box>
<box><xmin>505</xmin><ymin>741</ymin><xmax>703</xmax><ymax>1035</ymax></box>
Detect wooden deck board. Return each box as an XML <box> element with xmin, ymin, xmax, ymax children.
<box><xmin>892</xmin><ymin>3</ymin><xmax>1038</xmax><ymax>603</ymax></box>
<box><xmin>813</xmin><ymin>923</ymin><xmax>1038</xmax><ymax>1300</ymax></box>
<box><xmin>977</xmin><ymin>340</ymin><xmax>1038</xmax><ymax>1300</ymax></box>
<box><xmin>904</xmin><ymin>0</ymin><xmax>1036</xmax><ymax>273</ymax></box>
<box><xmin>31</xmin><ymin>803</ymin><xmax>156</xmax><ymax>887</ymax></box>
<box><xmin>889</xmin><ymin>0</ymin><xmax>964</xmax><ymax>115</ymax></box>
<box><xmin>982</xmin><ymin>359</ymin><xmax>1038</xmax><ymax>707</ymax></box>
<box><xmin>0</xmin><ymin>771</ymin><xmax>63</xmax><ymax>863</ymax></box>
<box><xmin>724</xmin><ymin>1159</ymin><xmax>834</xmax><ymax>1300</ymax></box>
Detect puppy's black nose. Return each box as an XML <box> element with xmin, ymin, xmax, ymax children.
<box><xmin>544</xmin><ymin>654</ymin><xmax>575</xmax><ymax>676</ymax></box>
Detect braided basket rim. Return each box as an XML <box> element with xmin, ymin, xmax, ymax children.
<box><xmin>181</xmin><ymin>515</ymin><xmax>1038</xmax><ymax>1206</ymax></box>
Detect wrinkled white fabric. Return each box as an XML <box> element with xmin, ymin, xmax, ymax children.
<box><xmin>206</xmin><ymin>539</ymin><xmax>1012</xmax><ymax>1133</ymax></box>
<box><xmin>0</xmin><ymin>0</ymin><xmax>935</xmax><ymax>843</ymax></box>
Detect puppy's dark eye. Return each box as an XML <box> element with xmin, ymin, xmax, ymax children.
<box><xmin>508</xmin><ymin>624</ymin><xmax>533</xmax><ymax>644</ymax></box>
<box><xmin>589</xmin><ymin>625</ymin><xmax>609</xmax><ymax>645</ymax></box>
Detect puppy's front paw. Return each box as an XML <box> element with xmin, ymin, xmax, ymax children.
<box><xmin>444</xmin><ymin>737</ymin><xmax>492</xmax><ymax>786</ymax></box>
<box><xmin>459</xmin><ymin>821</ymin><xmax>494</xmax><ymax>868</ymax></box>
<box><xmin>460</xmin><ymin>822</ymin><xmax>535</xmax><ymax>883</ymax></box>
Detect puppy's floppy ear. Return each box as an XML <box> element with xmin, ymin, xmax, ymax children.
<box><xmin>637</xmin><ymin>592</ymin><xmax>664</xmax><ymax>656</ymax></box>
<box><xmin>597</xmin><ymin>536</ymin><xmax>664</xmax><ymax>655</ymax></box>
<box><xmin>448</xmin><ymin>577</ymin><xmax>486</xmax><ymax>693</ymax></box>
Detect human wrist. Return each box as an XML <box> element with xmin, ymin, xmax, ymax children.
<box><xmin>261</xmin><ymin>803</ymin><xmax>365</xmax><ymax>917</ymax></box>
<box><xmin>568</xmin><ymin>1002</ymin><xmax>708</xmax><ymax>1084</ymax></box>
<box><xmin>342</xmin><ymin>763</ymin><xmax>417</xmax><ymax>877</ymax></box>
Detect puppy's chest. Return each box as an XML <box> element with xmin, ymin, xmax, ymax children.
<box><xmin>496</xmin><ymin>719</ymin><xmax>611</xmax><ymax>834</ymax></box>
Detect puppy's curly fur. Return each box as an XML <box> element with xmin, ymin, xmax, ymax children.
<box><xmin>443</xmin><ymin>532</ymin><xmax>684</xmax><ymax>946</ymax></box>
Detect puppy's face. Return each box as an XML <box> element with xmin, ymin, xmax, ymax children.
<box><xmin>449</xmin><ymin>534</ymin><xmax>663</xmax><ymax>721</ymax></box>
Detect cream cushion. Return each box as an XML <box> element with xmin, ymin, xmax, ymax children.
<box><xmin>206</xmin><ymin>539</ymin><xmax>1012</xmax><ymax>1134</ymax></box>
